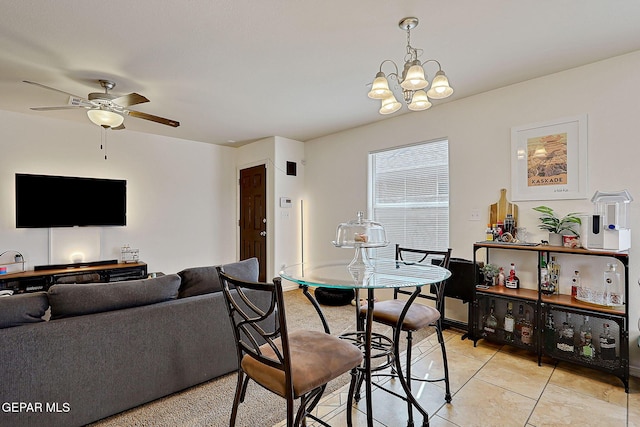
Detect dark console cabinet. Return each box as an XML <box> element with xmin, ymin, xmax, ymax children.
<box><xmin>0</xmin><ymin>262</ymin><xmax>148</xmax><ymax>293</ymax></box>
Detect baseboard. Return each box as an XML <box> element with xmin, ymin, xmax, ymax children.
<box><xmin>630</xmin><ymin>365</ymin><xmax>640</xmax><ymax>378</ymax></box>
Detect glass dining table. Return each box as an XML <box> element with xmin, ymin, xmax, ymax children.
<box><xmin>280</xmin><ymin>259</ymin><xmax>451</xmax><ymax>427</ymax></box>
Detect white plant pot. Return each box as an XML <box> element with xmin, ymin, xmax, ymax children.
<box><xmin>548</xmin><ymin>232</ymin><xmax>563</xmax><ymax>246</ymax></box>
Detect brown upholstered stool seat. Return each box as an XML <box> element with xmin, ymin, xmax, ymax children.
<box><xmin>242</xmin><ymin>329</ymin><xmax>363</xmax><ymax>398</ymax></box>
<box><xmin>361</xmin><ymin>299</ymin><xmax>440</xmax><ymax>331</ymax></box>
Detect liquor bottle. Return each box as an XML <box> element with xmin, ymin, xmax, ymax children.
<box><xmin>603</xmin><ymin>263</ymin><xmax>623</xmax><ymax>306</ymax></box>
<box><xmin>578</xmin><ymin>315</ymin><xmax>589</xmax><ymax>347</ymax></box>
<box><xmin>544</xmin><ymin>311</ymin><xmax>556</xmax><ymax>352</ymax></box>
<box><xmin>515</xmin><ymin>304</ymin><xmax>524</xmax><ymax>341</ymax></box>
<box><xmin>503</xmin><ymin>302</ymin><xmax>515</xmax><ymax>342</ymax></box>
<box><xmin>505</xmin><ymin>263</ymin><xmax>520</xmax><ymax>289</ymax></box>
<box><xmin>571</xmin><ymin>270</ymin><xmax>581</xmax><ymax>299</ymax></box>
<box><xmin>540</xmin><ymin>254</ymin><xmax>553</xmax><ymax>294</ymax></box>
<box><xmin>497</xmin><ymin>267</ymin><xmax>505</xmax><ymax>287</ymax></box>
<box><xmin>579</xmin><ymin>316</ymin><xmax>595</xmax><ymax>359</ymax></box>
<box><xmin>485</xmin><ymin>224</ymin><xmax>494</xmax><ymax>241</ymax></box>
<box><xmin>557</xmin><ymin>313</ymin><xmax>574</xmax><ymax>353</ymax></box>
<box><xmin>482</xmin><ymin>300</ymin><xmax>498</xmax><ymax>338</ymax></box>
<box><xmin>599</xmin><ymin>323</ymin><xmax>617</xmax><ymax>361</ymax></box>
<box><xmin>548</xmin><ymin>256</ymin><xmax>560</xmax><ymax>295</ymax></box>
<box><xmin>520</xmin><ymin>308</ymin><xmax>533</xmax><ymax>346</ymax></box>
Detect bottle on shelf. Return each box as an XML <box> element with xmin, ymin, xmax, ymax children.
<box><xmin>599</xmin><ymin>323</ymin><xmax>617</xmax><ymax>361</ymax></box>
<box><xmin>504</xmin><ymin>302</ymin><xmax>515</xmax><ymax>342</ymax></box>
<box><xmin>520</xmin><ymin>308</ymin><xmax>533</xmax><ymax>346</ymax></box>
<box><xmin>540</xmin><ymin>254</ymin><xmax>554</xmax><ymax>295</ymax></box>
<box><xmin>497</xmin><ymin>267</ymin><xmax>505</xmax><ymax>287</ymax></box>
<box><xmin>544</xmin><ymin>311</ymin><xmax>556</xmax><ymax>352</ymax></box>
<box><xmin>603</xmin><ymin>263</ymin><xmax>623</xmax><ymax>306</ymax></box>
<box><xmin>579</xmin><ymin>316</ymin><xmax>595</xmax><ymax>360</ymax></box>
<box><xmin>548</xmin><ymin>256</ymin><xmax>560</xmax><ymax>295</ymax></box>
<box><xmin>482</xmin><ymin>299</ymin><xmax>499</xmax><ymax>338</ymax></box>
<box><xmin>557</xmin><ymin>313</ymin><xmax>575</xmax><ymax>353</ymax></box>
<box><xmin>571</xmin><ymin>270</ymin><xmax>581</xmax><ymax>299</ymax></box>
<box><xmin>485</xmin><ymin>224</ymin><xmax>494</xmax><ymax>241</ymax></box>
<box><xmin>515</xmin><ymin>304</ymin><xmax>524</xmax><ymax>341</ymax></box>
<box><xmin>505</xmin><ymin>263</ymin><xmax>520</xmax><ymax>289</ymax></box>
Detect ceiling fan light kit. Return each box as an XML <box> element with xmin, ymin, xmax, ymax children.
<box><xmin>87</xmin><ymin>109</ymin><xmax>124</xmax><ymax>128</ymax></box>
<box><xmin>368</xmin><ymin>17</ymin><xmax>453</xmax><ymax>115</ymax></box>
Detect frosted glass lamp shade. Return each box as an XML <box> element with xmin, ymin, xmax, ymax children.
<box><xmin>87</xmin><ymin>109</ymin><xmax>124</xmax><ymax>128</ymax></box>
<box><xmin>379</xmin><ymin>94</ymin><xmax>402</xmax><ymax>115</ymax></box>
<box><xmin>408</xmin><ymin>90</ymin><xmax>432</xmax><ymax>111</ymax></box>
<box><xmin>426</xmin><ymin>70</ymin><xmax>454</xmax><ymax>99</ymax></box>
<box><xmin>367</xmin><ymin>72</ymin><xmax>392</xmax><ymax>99</ymax></box>
<box><xmin>400</xmin><ymin>64</ymin><xmax>428</xmax><ymax>90</ymax></box>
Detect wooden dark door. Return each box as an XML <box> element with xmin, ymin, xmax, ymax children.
<box><xmin>239</xmin><ymin>165</ymin><xmax>267</xmax><ymax>281</ymax></box>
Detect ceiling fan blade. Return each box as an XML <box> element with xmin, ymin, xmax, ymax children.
<box><xmin>112</xmin><ymin>93</ymin><xmax>149</xmax><ymax>107</ymax></box>
<box><xmin>30</xmin><ymin>105</ymin><xmax>86</xmax><ymax>111</ymax></box>
<box><xmin>23</xmin><ymin>80</ymin><xmax>86</xmax><ymax>100</ymax></box>
<box><xmin>127</xmin><ymin>110</ymin><xmax>180</xmax><ymax>127</ymax></box>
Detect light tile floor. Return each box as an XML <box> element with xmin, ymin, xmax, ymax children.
<box><xmin>275</xmin><ymin>329</ymin><xmax>639</xmax><ymax>427</ymax></box>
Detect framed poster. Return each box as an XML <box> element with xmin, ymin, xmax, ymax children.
<box><xmin>510</xmin><ymin>115</ymin><xmax>587</xmax><ymax>201</ymax></box>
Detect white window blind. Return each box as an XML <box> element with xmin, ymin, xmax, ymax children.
<box><xmin>369</xmin><ymin>140</ymin><xmax>449</xmax><ymax>259</ymax></box>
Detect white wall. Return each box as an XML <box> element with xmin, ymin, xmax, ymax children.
<box><xmin>0</xmin><ymin>110</ymin><xmax>237</xmax><ymax>274</ymax></box>
<box><xmin>304</xmin><ymin>50</ymin><xmax>640</xmax><ymax>374</ymax></box>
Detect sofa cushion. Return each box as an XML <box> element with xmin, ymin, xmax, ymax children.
<box><xmin>178</xmin><ymin>258</ymin><xmax>259</xmax><ymax>298</ymax></box>
<box><xmin>222</xmin><ymin>257</ymin><xmax>259</xmax><ymax>282</ymax></box>
<box><xmin>0</xmin><ymin>292</ymin><xmax>49</xmax><ymax>329</ymax></box>
<box><xmin>48</xmin><ymin>274</ymin><xmax>181</xmax><ymax>320</ymax></box>
<box><xmin>178</xmin><ymin>266</ymin><xmax>220</xmax><ymax>298</ymax></box>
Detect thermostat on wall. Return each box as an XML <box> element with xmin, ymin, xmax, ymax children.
<box><xmin>280</xmin><ymin>197</ymin><xmax>292</xmax><ymax>208</ymax></box>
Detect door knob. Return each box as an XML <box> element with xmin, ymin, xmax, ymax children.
<box><xmin>260</xmin><ymin>231</ymin><xmax>267</xmax><ymax>237</ymax></box>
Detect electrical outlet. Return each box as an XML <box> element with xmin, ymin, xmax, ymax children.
<box><xmin>470</xmin><ymin>209</ymin><xmax>481</xmax><ymax>221</ymax></box>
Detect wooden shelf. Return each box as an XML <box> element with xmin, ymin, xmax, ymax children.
<box><xmin>541</xmin><ymin>293</ymin><xmax>625</xmax><ymax>315</ymax></box>
<box><xmin>475</xmin><ymin>285</ymin><xmax>538</xmax><ymax>302</ymax></box>
<box><xmin>474</xmin><ymin>242</ymin><xmax>628</xmax><ymax>258</ymax></box>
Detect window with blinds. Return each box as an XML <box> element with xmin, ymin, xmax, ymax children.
<box><xmin>368</xmin><ymin>139</ymin><xmax>449</xmax><ymax>259</ymax></box>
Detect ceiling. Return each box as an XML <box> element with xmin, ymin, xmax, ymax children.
<box><xmin>2</xmin><ymin>1</ymin><xmax>640</xmax><ymax>146</ymax></box>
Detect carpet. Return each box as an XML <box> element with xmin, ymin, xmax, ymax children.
<box><xmin>89</xmin><ymin>288</ymin><xmax>432</xmax><ymax>427</ymax></box>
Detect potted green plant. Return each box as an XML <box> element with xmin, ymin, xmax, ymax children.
<box><xmin>480</xmin><ymin>263</ymin><xmax>500</xmax><ymax>285</ymax></box>
<box><xmin>532</xmin><ymin>206</ymin><xmax>582</xmax><ymax>246</ymax></box>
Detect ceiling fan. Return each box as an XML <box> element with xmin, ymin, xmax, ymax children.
<box><xmin>23</xmin><ymin>79</ymin><xmax>180</xmax><ymax>129</ymax></box>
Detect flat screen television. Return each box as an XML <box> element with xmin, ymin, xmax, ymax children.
<box><xmin>15</xmin><ymin>173</ymin><xmax>127</xmax><ymax>228</ymax></box>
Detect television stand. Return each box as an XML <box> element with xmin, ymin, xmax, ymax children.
<box><xmin>0</xmin><ymin>262</ymin><xmax>147</xmax><ymax>294</ymax></box>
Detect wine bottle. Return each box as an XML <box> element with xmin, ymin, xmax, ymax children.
<box><xmin>482</xmin><ymin>300</ymin><xmax>498</xmax><ymax>338</ymax></box>
<box><xmin>579</xmin><ymin>316</ymin><xmax>594</xmax><ymax>359</ymax></box>
<box><xmin>544</xmin><ymin>311</ymin><xmax>556</xmax><ymax>352</ymax></box>
<box><xmin>521</xmin><ymin>308</ymin><xmax>533</xmax><ymax>346</ymax></box>
<box><xmin>548</xmin><ymin>256</ymin><xmax>560</xmax><ymax>295</ymax></box>
<box><xmin>504</xmin><ymin>302</ymin><xmax>515</xmax><ymax>342</ymax></box>
<box><xmin>540</xmin><ymin>254</ymin><xmax>553</xmax><ymax>294</ymax></box>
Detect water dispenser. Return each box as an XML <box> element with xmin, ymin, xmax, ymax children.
<box><xmin>582</xmin><ymin>190</ymin><xmax>632</xmax><ymax>251</ymax></box>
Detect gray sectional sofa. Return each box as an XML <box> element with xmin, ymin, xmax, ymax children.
<box><xmin>0</xmin><ymin>258</ymin><xmax>262</xmax><ymax>427</ymax></box>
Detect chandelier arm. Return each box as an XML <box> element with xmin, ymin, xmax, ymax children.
<box><xmin>378</xmin><ymin>59</ymin><xmax>399</xmax><ymax>77</ymax></box>
<box><xmin>420</xmin><ymin>59</ymin><xmax>443</xmax><ymax>71</ymax></box>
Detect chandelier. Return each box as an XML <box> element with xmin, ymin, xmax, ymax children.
<box><xmin>368</xmin><ymin>17</ymin><xmax>454</xmax><ymax>115</ymax></box>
